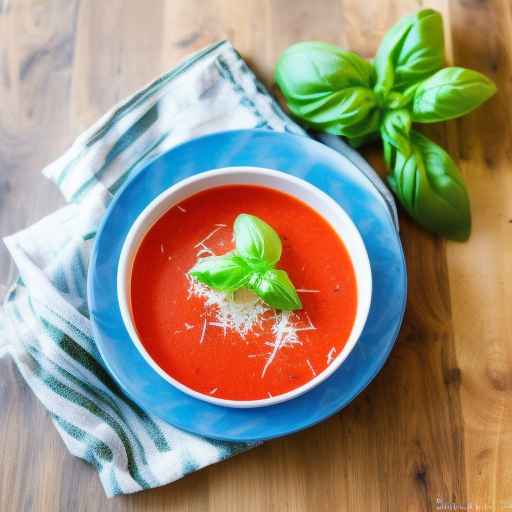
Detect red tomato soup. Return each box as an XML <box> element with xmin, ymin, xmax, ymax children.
<box><xmin>131</xmin><ymin>185</ymin><xmax>357</xmax><ymax>401</ymax></box>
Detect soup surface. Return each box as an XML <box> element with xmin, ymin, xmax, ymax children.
<box><xmin>131</xmin><ymin>184</ymin><xmax>357</xmax><ymax>401</ymax></box>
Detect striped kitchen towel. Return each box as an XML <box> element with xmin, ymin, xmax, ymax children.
<box><xmin>0</xmin><ymin>40</ymin><xmax>396</xmax><ymax>497</ymax></box>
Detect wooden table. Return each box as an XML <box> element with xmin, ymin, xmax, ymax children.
<box><xmin>1</xmin><ymin>1</ymin><xmax>510</xmax><ymax>510</ymax></box>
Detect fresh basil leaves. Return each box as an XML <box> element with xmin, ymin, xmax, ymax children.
<box><xmin>234</xmin><ymin>214</ymin><xmax>282</xmax><ymax>265</ymax></box>
<box><xmin>189</xmin><ymin>253</ymin><xmax>251</xmax><ymax>292</ymax></box>
<box><xmin>248</xmin><ymin>269</ymin><xmax>302</xmax><ymax>311</ymax></box>
<box><xmin>189</xmin><ymin>214</ymin><xmax>302</xmax><ymax>311</ymax></box>
<box><xmin>275</xmin><ymin>8</ymin><xmax>496</xmax><ymax>241</ymax></box>
<box><xmin>411</xmin><ymin>67</ymin><xmax>497</xmax><ymax>123</ymax></box>
<box><xmin>374</xmin><ymin>9</ymin><xmax>444</xmax><ymax>95</ymax></box>
<box><xmin>275</xmin><ymin>42</ymin><xmax>380</xmax><ymax>138</ymax></box>
<box><xmin>275</xmin><ymin>42</ymin><xmax>374</xmax><ymax>95</ymax></box>
<box><xmin>386</xmin><ymin>130</ymin><xmax>471</xmax><ymax>241</ymax></box>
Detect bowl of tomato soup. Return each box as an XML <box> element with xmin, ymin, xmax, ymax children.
<box><xmin>118</xmin><ymin>167</ymin><xmax>372</xmax><ymax>408</ymax></box>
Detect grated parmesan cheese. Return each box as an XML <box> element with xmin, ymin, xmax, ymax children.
<box><xmin>260</xmin><ymin>310</ymin><xmax>302</xmax><ymax>378</ymax></box>
<box><xmin>187</xmin><ymin>224</ymin><xmax>321</xmax><ymax>378</ymax></box>
<box><xmin>188</xmin><ymin>277</ymin><xmax>270</xmax><ymax>337</ymax></box>
<box><xmin>196</xmin><ymin>243</ymin><xmax>215</xmax><ymax>257</ymax></box>
<box><xmin>306</xmin><ymin>359</ymin><xmax>317</xmax><ymax>376</ymax></box>
<box><xmin>187</xmin><ymin>274</ymin><xmax>321</xmax><ymax>378</ymax></box>
<box><xmin>199</xmin><ymin>319</ymin><xmax>207</xmax><ymax>344</ymax></box>
<box><xmin>194</xmin><ymin>226</ymin><xmax>223</xmax><ymax>248</ymax></box>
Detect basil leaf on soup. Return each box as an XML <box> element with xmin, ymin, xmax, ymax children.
<box><xmin>275</xmin><ymin>42</ymin><xmax>380</xmax><ymax>137</ymax></box>
<box><xmin>386</xmin><ymin>130</ymin><xmax>471</xmax><ymax>241</ymax></box>
<box><xmin>374</xmin><ymin>9</ymin><xmax>444</xmax><ymax>96</ymax></box>
<box><xmin>380</xmin><ymin>109</ymin><xmax>412</xmax><ymax>157</ymax></box>
<box><xmin>189</xmin><ymin>253</ymin><xmax>251</xmax><ymax>292</ymax></box>
<box><xmin>234</xmin><ymin>214</ymin><xmax>282</xmax><ymax>266</ymax></box>
<box><xmin>411</xmin><ymin>67</ymin><xmax>497</xmax><ymax>123</ymax></box>
<box><xmin>249</xmin><ymin>269</ymin><xmax>302</xmax><ymax>311</ymax></box>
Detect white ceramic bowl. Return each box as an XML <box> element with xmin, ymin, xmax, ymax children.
<box><xmin>118</xmin><ymin>167</ymin><xmax>372</xmax><ymax>408</ymax></box>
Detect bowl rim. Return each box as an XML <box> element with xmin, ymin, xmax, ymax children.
<box><xmin>117</xmin><ymin>166</ymin><xmax>373</xmax><ymax>408</ymax></box>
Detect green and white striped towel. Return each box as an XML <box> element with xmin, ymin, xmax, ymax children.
<box><xmin>0</xmin><ymin>40</ymin><xmax>305</xmax><ymax>497</ymax></box>
<box><xmin>0</xmin><ymin>40</ymin><xmax>396</xmax><ymax>497</ymax></box>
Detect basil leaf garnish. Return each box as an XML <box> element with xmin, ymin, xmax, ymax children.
<box><xmin>189</xmin><ymin>253</ymin><xmax>251</xmax><ymax>292</ymax></box>
<box><xmin>189</xmin><ymin>214</ymin><xmax>302</xmax><ymax>310</ymax></box>
<box><xmin>386</xmin><ymin>130</ymin><xmax>471</xmax><ymax>241</ymax></box>
<box><xmin>411</xmin><ymin>67</ymin><xmax>497</xmax><ymax>123</ymax></box>
<box><xmin>234</xmin><ymin>214</ymin><xmax>282</xmax><ymax>266</ymax></box>
<box><xmin>374</xmin><ymin>9</ymin><xmax>444</xmax><ymax>96</ymax></box>
<box><xmin>249</xmin><ymin>269</ymin><xmax>302</xmax><ymax>311</ymax></box>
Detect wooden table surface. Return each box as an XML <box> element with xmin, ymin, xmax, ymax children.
<box><xmin>1</xmin><ymin>0</ymin><xmax>511</xmax><ymax>510</ymax></box>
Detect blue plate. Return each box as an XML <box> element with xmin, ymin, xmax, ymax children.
<box><xmin>88</xmin><ymin>129</ymin><xmax>407</xmax><ymax>443</ymax></box>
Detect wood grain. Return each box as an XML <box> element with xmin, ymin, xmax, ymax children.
<box><xmin>445</xmin><ymin>1</ymin><xmax>512</xmax><ymax>509</ymax></box>
<box><xmin>1</xmin><ymin>0</ymin><xmax>511</xmax><ymax>510</ymax></box>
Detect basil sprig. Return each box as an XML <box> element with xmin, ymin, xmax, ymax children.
<box><xmin>275</xmin><ymin>8</ymin><xmax>497</xmax><ymax>241</ymax></box>
<box><xmin>189</xmin><ymin>214</ymin><xmax>302</xmax><ymax>311</ymax></box>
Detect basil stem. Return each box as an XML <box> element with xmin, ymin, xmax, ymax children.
<box><xmin>380</xmin><ymin>109</ymin><xmax>412</xmax><ymax>157</ymax></box>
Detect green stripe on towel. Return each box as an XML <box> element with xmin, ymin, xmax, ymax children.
<box><xmin>25</xmin><ymin>347</ymin><xmax>151</xmax><ymax>490</ymax></box>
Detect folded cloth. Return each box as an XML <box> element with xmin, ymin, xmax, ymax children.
<box><xmin>0</xmin><ymin>40</ymin><xmax>396</xmax><ymax>497</ymax></box>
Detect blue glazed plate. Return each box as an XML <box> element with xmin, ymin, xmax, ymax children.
<box><xmin>88</xmin><ymin>129</ymin><xmax>407</xmax><ymax>443</ymax></box>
